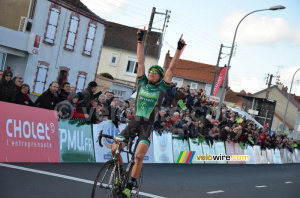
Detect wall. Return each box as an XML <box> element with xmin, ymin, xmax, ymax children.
<box><xmin>0</xmin><ymin>0</ymin><xmax>31</xmax><ymax>31</ymax></box>
<box><xmin>97</xmin><ymin>46</ymin><xmax>159</xmax><ymax>84</ymax></box>
<box><xmin>24</xmin><ymin>0</ymin><xmax>105</xmax><ymax>92</ymax></box>
<box><xmin>254</xmin><ymin>88</ymin><xmax>298</xmax><ymax>129</ymax></box>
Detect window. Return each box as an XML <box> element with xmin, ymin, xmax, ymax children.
<box><xmin>110</xmin><ymin>53</ymin><xmax>118</xmax><ymax>66</ymax></box>
<box><xmin>125</xmin><ymin>57</ymin><xmax>138</xmax><ymax>74</ymax></box>
<box><xmin>57</xmin><ymin>70</ymin><xmax>68</xmax><ymax>87</ymax></box>
<box><xmin>205</xmin><ymin>84</ymin><xmax>212</xmax><ymax>96</ymax></box>
<box><xmin>45</xmin><ymin>8</ymin><xmax>60</xmax><ymax>44</ymax></box>
<box><xmin>34</xmin><ymin>64</ymin><xmax>48</xmax><ymax>94</ymax></box>
<box><xmin>76</xmin><ymin>74</ymin><xmax>86</xmax><ymax>92</ymax></box>
<box><xmin>0</xmin><ymin>52</ymin><xmax>7</xmax><ymax>70</ymax></box>
<box><xmin>65</xmin><ymin>16</ymin><xmax>79</xmax><ymax>50</ymax></box>
<box><xmin>83</xmin><ymin>23</ymin><xmax>96</xmax><ymax>56</ymax></box>
<box><xmin>112</xmin><ymin>89</ymin><xmax>125</xmax><ymax>98</ymax></box>
<box><xmin>172</xmin><ymin>77</ymin><xmax>183</xmax><ymax>87</ymax></box>
<box><xmin>190</xmin><ymin>82</ymin><xmax>198</xmax><ymax>90</ymax></box>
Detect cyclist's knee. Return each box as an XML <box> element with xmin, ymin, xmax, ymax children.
<box><xmin>135</xmin><ymin>152</ymin><xmax>145</xmax><ymax>162</ymax></box>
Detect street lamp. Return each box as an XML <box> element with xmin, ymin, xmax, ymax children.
<box><xmin>281</xmin><ymin>68</ymin><xmax>300</xmax><ymax>133</ymax></box>
<box><xmin>216</xmin><ymin>5</ymin><xmax>285</xmax><ymax>119</ymax></box>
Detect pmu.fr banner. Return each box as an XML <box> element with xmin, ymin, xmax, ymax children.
<box><xmin>0</xmin><ymin>102</ymin><xmax>60</xmax><ymax>162</ymax></box>
<box><xmin>212</xmin><ymin>66</ymin><xmax>228</xmax><ymax>96</ymax></box>
<box><xmin>58</xmin><ymin>119</ymin><xmax>95</xmax><ymax>162</ymax></box>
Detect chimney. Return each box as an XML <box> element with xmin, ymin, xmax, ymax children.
<box><xmin>276</xmin><ymin>82</ymin><xmax>283</xmax><ymax>90</ymax></box>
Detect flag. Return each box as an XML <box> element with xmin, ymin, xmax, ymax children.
<box><xmin>212</xmin><ymin>66</ymin><xmax>229</xmax><ymax>96</ymax></box>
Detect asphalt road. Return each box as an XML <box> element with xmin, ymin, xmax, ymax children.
<box><xmin>1</xmin><ymin>163</ymin><xmax>299</xmax><ymax>198</ymax></box>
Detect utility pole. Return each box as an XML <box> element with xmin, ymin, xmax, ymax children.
<box><xmin>211</xmin><ymin>44</ymin><xmax>223</xmax><ymax>95</ymax></box>
<box><xmin>135</xmin><ymin>7</ymin><xmax>170</xmax><ymax>87</ymax></box>
<box><xmin>144</xmin><ymin>7</ymin><xmax>156</xmax><ymax>55</ymax></box>
<box><xmin>265</xmin><ymin>74</ymin><xmax>273</xmax><ymax>99</ymax></box>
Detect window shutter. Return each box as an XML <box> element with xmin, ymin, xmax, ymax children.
<box><xmin>34</xmin><ymin>65</ymin><xmax>48</xmax><ymax>94</ymax></box>
<box><xmin>76</xmin><ymin>75</ymin><xmax>86</xmax><ymax>92</ymax></box>
<box><xmin>66</xmin><ymin>16</ymin><xmax>79</xmax><ymax>50</ymax></box>
<box><xmin>84</xmin><ymin>24</ymin><xmax>96</xmax><ymax>55</ymax></box>
<box><xmin>45</xmin><ymin>8</ymin><xmax>60</xmax><ymax>44</ymax></box>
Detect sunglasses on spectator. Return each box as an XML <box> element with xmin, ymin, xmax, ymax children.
<box><xmin>149</xmin><ymin>69</ymin><xmax>159</xmax><ymax>74</ymax></box>
<box><xmin>5</xmin><ymin>75</ymin><xmax>12</xmax><ymax>77</ymax></box>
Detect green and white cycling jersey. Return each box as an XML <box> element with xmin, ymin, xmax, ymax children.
<box><xmin>135</xmin><ymin>75</ymin><xmax>170</xmax><ymax>121</ymax></box>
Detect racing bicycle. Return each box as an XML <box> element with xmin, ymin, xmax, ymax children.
<box><xmin>91</xmin><ymin>130</ymin><xmax>143</xmax><ymax>198</ymax></box>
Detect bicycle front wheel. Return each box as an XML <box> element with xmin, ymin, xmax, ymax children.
<box><xmin>91</xmin><ymin>160</ymin><xmax>118</xmax><ymax>198</ymax></box>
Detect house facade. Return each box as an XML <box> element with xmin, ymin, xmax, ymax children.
<box><xmin>0</xmin><ymin>0</ymin><xmax>106</xmax><ymax>95</ymax></box>
<box><xmin>97</xmin><ymin>22</ymin><xmax>162</xmax><ymax>100</ymax></box>
<box><xmin>251</xmin><ymin>84</ymin><xmax>300</xmax><ymax>133</ymax></box>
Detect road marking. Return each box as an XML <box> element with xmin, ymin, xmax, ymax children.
<box><xmin>207</xmin><ymin>190</ymin><xmax>224</xmax><ymax>194</ymax></box>
<box><xmin>255</xmin><ymin>185</ymin><xmax>267</xmax><ymax>188</ymax></box>
<box><xmin>285</xmin><ymin>181</ymin><xmax>292</xmax><ymax>184</ymax></box>
<box><xmin>0</xmin><ymin>163</ymin><xmax>166</xmax><ymax>198</ymax></box>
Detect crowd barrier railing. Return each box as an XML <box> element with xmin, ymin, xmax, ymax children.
<box><xmin>1</xmin><ymin>101</ymin><xmax>300</xmax><ymax>164</ymax></box>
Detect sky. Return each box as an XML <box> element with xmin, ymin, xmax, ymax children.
<box><xmin>81</xmin><ymin>0</ymin><xmax>300</xmax><ymax>95</ymax></box>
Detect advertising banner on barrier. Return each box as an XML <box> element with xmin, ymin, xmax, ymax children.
<box><xmin>153</xmin><ymin>131</ymin><xmax>174</xmax><ymax>163</ymax></box>
<box><xmin>202</xmin><ymin>142</ymin><xmax>216</xmax><ymax>164</ymax></box>
<box><xmin>244</xmin><ymin>145</ymin><xmax>256</xmax><ymax>164</ymax></box>
<box><xmin>287</xmin><ymin>150</ymin><xmax>293</xmax><ymax>163</ymax></box>
<box><xmin>214</xmin><ymin>141</ymin><xmax>227</xmax><ymax>164</ymax></box>
<box><xmin>130</xmin><ymin>134</ymin><xmax>155</xmax><ymax>164</ymax></box>
<box><xmin>0</xmin><ymin>102</ymin><xmax>60</xmax><ymax>162</ymax></box>
<box><xmin>266</xmin><ymin>149</ymin><xmax>274</xmax><ymax>164</ymax></box>
<box><xmin>93</xmin><ymin>121</ymin><xmax>127</xmax><ymax>163</ymax></box>
<box><xmin>58</xmin><ymin>119</ymin><xmax>95</xmax><ymax>162</ymax></box>
<box><xmin>225</xmin><ymin>141</ymin><xmax>235</xmax><ymax>164</ymax></box>
<box><xmin>293</xmin><ymin>149</ymin><xmax>300</xmax><ymax>163</ymax></box>
<box><xmin>260</xmin><ymin>150</ymin><xmax>267</xmax><ymax>164</ymax></box>
<box><xmin>253</xmin><ymin>146</ymin><xmax>261</xmax><ymax>164</ymax></box>
<box><xmin>172</xmin><ymin>135</ymin><xmax>189</xmax><ymax>163</ymax></box>
<box><xmin>273</xmin><ymin>149</ymin><xmax>282</xmax><ymax>164</ymax></box>
<box><xmin>280</xmin><ymin>149</ymin><xmax>287</xmax><ymax>163</ymax></box>
<box><xmin>234</xmin><ymin>143</ymin><xmax>246</xmax><ymax>164</ymax></box>
<box><xmin>189</xmin><ymin>138</ymin><xmax>204</xmax><ymax>164</ymax></box>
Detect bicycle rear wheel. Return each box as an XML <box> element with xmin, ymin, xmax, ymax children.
<box><xmin>91</xmin><ymin>160</ymin><xmax>119</xmax><ymax>198</ymax></box>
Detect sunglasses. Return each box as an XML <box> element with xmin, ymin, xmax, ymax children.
<box><xmin>5</xmin><ymin>75</ymin><xmax>12</xmax><ymax>77</ymax></box>
<box><xmin>149</xmin><ymin>69</ymin><xmax>159</xmax><ymax>74</ymax></box>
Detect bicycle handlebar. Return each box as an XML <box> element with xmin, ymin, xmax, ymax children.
<box><xmin>97</xmin><ymin>130</ymin><xmax>129</xmax><ymax>147</ymax></box>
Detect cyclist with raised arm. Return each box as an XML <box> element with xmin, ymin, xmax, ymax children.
<box><xmin>112</xmin><ymin>28</ymin><xmax>185</xmax><ymax>198</ymax></box>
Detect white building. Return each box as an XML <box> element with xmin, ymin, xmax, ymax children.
<box><xmin>0</xmin><ymin>0</ymin><xmax>106</xmax><ymax>95</ymax></box>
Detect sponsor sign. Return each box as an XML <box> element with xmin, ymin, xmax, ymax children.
<box><xmin>58</xmin><ymin>119</ymin><xmax>95</xmax><ymax>162</ymax></box>
<box><xmin>0</xmin><ymin>102</ymin><xmax>60</xmax><ymax>162</ymax></box>
<box><xmin>189</xmin><ymin>138</ymin><xmax>204</xmax><ymax>164</ymax></box>
<box><xmin>244</xmin><ymin>145</ymin><xmax>256</xmax><ymax>164</ymax></box>
<box><xmin>153</xmin><ymin>131</ymin><xmax>173</xmax><ymax>163</ymax></box>
<box><xmin>214</xmin><ymin>141</ymin><xmax>227</xmax><ymax>164</ymax></box>
<box><xmin>172</xmin><ymin>135</ymin><xmax>189</xmax><ymax>163</ymax></box>
<box><xmin>202</xmin><ymin>142</ymin><xmax>216</xmax><ymax>164</ymax></box>
<box><xmin>209</xmin><ymin>96</ymin><xmax>220</xmax><ymax>103</ymax></box>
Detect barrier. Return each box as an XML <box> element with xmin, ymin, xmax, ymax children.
<box><xmin>214</xmin><ymin>141</ymin><xmax>227</xmax><ymax>164</ymax></box>
<box><xmin>266</xmin><ymin>149</ymin><xmax>273</xmax><ymax>164</ymax></box>
<box><xmin>58</xmin><ymin>119</ymin><xmax>95</xmax><ymax>162</ymax></box>
<box><xmin>0</xmin><ymin>102</ymin><xmax>60</xmax><ymax>162</ymax></box>
<box><xmin>153</xmin><ymin>131</ymin><xmax>174</xmax><ymax>163</ymax></box>
<box><xmin>234</xmin><ymin>143</ymin><xmax>246</xmax><ymax>164</ymax></box>
<box><xmin>260</xmin><ymin>150</ymin><xmax>267</xmax><ymax>164</ymax></box>
<box><xmin>273</xmin><ymin>149</ymin><xmax>282</xmax><ymax>164</ymax></box>
<box><xmin>202</xmin><ymin>142</ymin><xmax>216</xmax><ymax>164</ymax></box>
<box><xmin>172</xmin><ymin>135</ymin><xmax>189</xmax><ymax>163</ymax></box>
<box><xmin>253</xmin><ymin>146</ymin><xmax>261</xmax><ymax>164</ymax></box>
<box><xmin>244</xmin><ymin>145</ymin><xmax>256</xmax><ymax>164</ymax></box>
<box><xmin>280</xmin><ymin>149</ymin><xmax>287</xmax><ymax>163</ymax></box>
<box><xmin>2</xmin><ymin>101</ymin><xmax>300</xmax><ymax>164</ymax></box>
<box><xmin>189</xmin><ymin>138</ymin><xmax>204</xmax><ymax>164</ymax></box>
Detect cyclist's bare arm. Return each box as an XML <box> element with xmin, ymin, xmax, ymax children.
<box><xmin>137</xmin><ymin>28</ymin><xmax>146</xmax><ymax>77</ymax></box>
<box><xmin>164</xmin><ymin>37</ymin><xmax>185</xmax><ymax>83</ymax></box>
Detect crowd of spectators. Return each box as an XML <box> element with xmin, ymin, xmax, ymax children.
<box><xmin>0</xmin><ymin>70</ymin><xmax>133</xmax><ymax>127</ymax></box>
<box><xmin>157</xmin><ymin>83</ymin><xmax>300</xmax><ymax>151</ymax></box>
<box><xmin>0</xmin><ymin>69</ymin><xmax>299</xmax><ymax>151</ymax></box>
